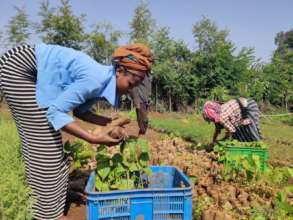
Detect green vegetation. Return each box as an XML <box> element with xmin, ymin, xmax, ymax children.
<box><xmin>150</xmin><ymin>113</ymin><xmax>213</xmax><ymax>144</ymax></box>
<box><xmin>95</xmin><ymin>138</ymin><xmax>151</xmax><ymax>191</ymax></box>
<box><xmin>0</xmin><ymin>113</ymin><xmax>34</xmax><ymax>220</ymax></box>
<box><xmin>1</xmin><ymin>0</ymin><xmax>292</xmax><ymax>111</ymax></box>
<box><xmin>214</xmin><ymin>141</ymin><xmax>266</xmax><ymax>182</ymax></box>
<box><xmin>64</xmin><ymin>139</ymin><xmax>95</xmax><ymax>169</ymax></box>
<box><xmin>149</xmin><ymin>112</ymin><xmax>293</xmax><ymax>164</ymax></box>
<box><xmin>218</xmin><ymin>140</ymin><xmax>268</xmax><ymax>149</ymax></box>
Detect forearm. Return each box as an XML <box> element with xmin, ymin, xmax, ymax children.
<box><xmin>62</xmin><ymin>121</ymin><xmax>95</xmax><ymax>143</ymax></box>
<box><xmin>136</xmin><ymin>102</ymin><xmax>148</xmax><ymax>134</ymax></box>
<box><xmin>73</xmin><ymin>110</ymin><xmax>112</xmax><ymax>126</ymax></box>
<box><xmin>212</xmin><ymin>131</ymin><xmax>219</xmax><ymax>143</ymax></box>
<box><xmin>212</xmin><ymin>126</ymin><xmax>221</xmax><ymax>143</ymax></box>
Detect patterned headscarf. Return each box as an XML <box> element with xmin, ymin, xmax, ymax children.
<box><xmin>203</xmin><ymin>101</ymin><xmax>222</xmax><ymax>123</ymax></box>
<box><xmin>112</xmin><ymin>43</ymin><xmax>154</xmax><ymax>77</ymax></box>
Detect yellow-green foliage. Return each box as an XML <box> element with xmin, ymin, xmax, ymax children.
<box><xmin>0</xmin><ymin>116</ymin><xmax>34</xmax><ymax>220</ymax></box>
<box><xmin>150</xmin><ymin>113</ymin><xmax>214</xmax><ymax>144</ymax></box>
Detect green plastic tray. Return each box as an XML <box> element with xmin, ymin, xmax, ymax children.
<box><xmin>223</xmin><ymin>146</ymin><xmax>268</xmax><ymax>172</ymax></box>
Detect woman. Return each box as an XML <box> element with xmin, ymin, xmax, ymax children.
<box><xmin>129</xmin><ymin>74</ymin><xmax>152</xmax><ymax>134</ymax></box>
<box><xmin>203</xmin><ymin>98</ymin><xmax>262</xmax><ymax>147</ymax></box>
<box><xmin>0</xmin><ymin>43</ymin><xmax>153</xmax><ymax>220</ymax></box>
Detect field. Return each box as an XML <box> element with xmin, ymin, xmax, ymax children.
<box><xmin>148</xmin><ymin>112</ymin><xmax>293</xmax><ymax>166</ymax></box>
<box><xmin>1</xmin><ymin>106</ymin><xmax>293</xmax><ymax>220</ymax></box>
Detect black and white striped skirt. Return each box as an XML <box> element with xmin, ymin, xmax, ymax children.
<box><xmin>0</xmin><ymin>45</ymin><xmax>69</xmax><ymax>220</ymax></box>
<box><xmin>233</xmin><ymin>99</ymin><xmax>262</xmax><ymax>142</ymax></box>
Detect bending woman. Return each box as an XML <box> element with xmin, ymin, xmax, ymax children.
<box><xmin>203</xmin><ymin>98</ymin><xmax>262</xmax><ymax>147</ymax></box>
<box><xmin>0</xmin><ymin>43</ymin><xmax>153</xmax><ymax>220</ymax></box>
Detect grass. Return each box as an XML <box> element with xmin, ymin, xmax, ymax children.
<box><xmin>0</xmin><ymin>110</ymin><xmax>34</xmax><ymax>220</ymax></box>
<box><xmin>260</xmin><ymin>116</ymin><xmax>293</xmax><ymax>165</ymax></box>
<box><xmin>149</xmin><ymin>113</ymin><xmax>213</xmax><ymax>144</ymax></box>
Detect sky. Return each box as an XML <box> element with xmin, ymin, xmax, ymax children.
<box><xmin>0</xmin><ymin>0</ymin><xmax>292</xmax><ymax>62</ymax></box>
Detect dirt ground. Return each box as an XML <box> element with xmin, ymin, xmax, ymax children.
<box><xmin>1</xmin><ymin>104</ymin><xmax>291</xmax><ymax>219</ymax></box>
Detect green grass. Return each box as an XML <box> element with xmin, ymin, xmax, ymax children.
<box><xmin>149</xmin><ymin>112</ymin><xmax>293</xmax><ymax>166</ymax></box>
<box><xmin>150</xmin><ymin>113</ymin><xmax>213</xmax><ymax>144</ymax></box>
<box><xmin>260</xmin><ymin>116</ymin><xmax>293</xmax><ymax>165</ymax></box>
<box><xmin>0</xmin><ymin>111</ymin><xmax>34</xmax><ymax>220</ymax></box>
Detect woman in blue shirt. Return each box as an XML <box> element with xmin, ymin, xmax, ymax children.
<box><xmin>0</xmin><ymin>43</ymin><xmax>153</xmax><ymax>220</ymax></box>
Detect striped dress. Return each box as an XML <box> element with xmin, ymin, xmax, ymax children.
<box><xmin>0</xmin><ymin>45</ymin><xmax>68</xmax><ymax>220</ymax></box>
<box><xmin>232</xmin><ymin>99</ymin><xmax>262</xmax><ymax>141</ymax></box>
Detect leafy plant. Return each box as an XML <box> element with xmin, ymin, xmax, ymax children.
<box><xmin>95</xmin><ymin>138</ymin><xmax>151</xmax><ymax>192</ymax></box>
<box><xmin>224</xmin><ymin>154</ymin><xmax>262</xmax><ymax>182</ymax></box>
<box><xmin>214</xmin><ymin>142</ymin><xmax>264</xmax><ymax>182</ymax></box>
<box><xmin>64</xmin><ymin>140</ymin><xmax>95</xmax><ymax>169</ymax></box>
<box><xmin>273</xmin><ymin>186</ymin><xmax>293</xmax><ymax>219</ymax></box>
<box><xmin>263</xmin><ymin>167</ymin><xmax>293</xmax><ymax>187</ymax></box>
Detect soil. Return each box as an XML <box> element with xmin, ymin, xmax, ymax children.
<box><xmin>0</xmin><ymin>106</ymin><xmax>287</xmax><ymax>219</ymax></box>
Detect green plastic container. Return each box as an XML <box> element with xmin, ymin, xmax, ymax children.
<box><xmin>223</xmin><ymin>146</ymin><xmax>268</xmax><ymax>172</ymax></box>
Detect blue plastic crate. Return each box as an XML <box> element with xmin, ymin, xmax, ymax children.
<box><xmin>85</xmin><ymin>166</ymin><xmax>192</xmax><ymax>220</ymax></box>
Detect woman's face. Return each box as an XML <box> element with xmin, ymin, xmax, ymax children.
<box><xmin>116</xmin><ymin>68</ymin><xmax>145</xmax><ymax>94</ymax></box>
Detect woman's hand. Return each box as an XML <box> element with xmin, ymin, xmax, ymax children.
<box><xmin>107</xmin><ymin>126</ymin><xmax>128</xmax><ymax>140</ymax></box>
<box><xmin>90</xmin><ymin>126</ymin><xmax>128</xmax><ymax>146</ymax></box>
<box><xmin>62</xmin><ymin>121</ymin><xmax>123</xmax><ymax>146</ymax></box>
<box><xmin>90</xmin><ymin>132</ymin><xmax>123</xmax><ymax>146</ymax></box>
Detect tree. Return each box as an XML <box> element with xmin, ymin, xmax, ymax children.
<box><xmin>274</xmin><ymin>29</ymin><xmax>293</xmax><ymax>55</ymax></box>
<box><xmin>191</xmin><ymin>17</ymin><xmax>262</xmax><ymax>102</ymax></box>
<box><xmin>86</xmin><ymin>22</ymin><xmax>122</xmax><ymax>65</ymax></box>
<box><xmin>151</xmin><ymin>27</ymin><xmax>193</xmax><ymax>111</ymax></box>
<box><xmin>129</xmin><ymin>0</ymin><xmax>155</xmax><ymax>44</ymax></box>
<box><xmin>192</xmin><ymin>16</ymin><xmax>229</xmax><ymax>53</ymax></box>
<box><xmin>264</xmin><ymin>29</ymin><xmax>293</xmax><ymax>109</ymax></box>
<box><xmin>37</xmin><ymin>0</ymin><xmax>86</xmax><ymax>50</ymax></box>
<box><xmin>6</xmin><ymin>7</ymin><xmax>31</xmax><ymax>46</ymax></box>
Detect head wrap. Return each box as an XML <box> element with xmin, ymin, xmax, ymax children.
<box><xmin>203</xmin><ymin>101</ymin><xmax>222</xmax><ymax>123</ymax></box>
<box><xmin>112</xmin><ymin>43</ymin><xmax>154</xmax><ymax>77</ymax></box>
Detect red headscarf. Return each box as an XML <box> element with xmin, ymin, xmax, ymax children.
<box><xmin>203</xmin><ymin>101</ymin><xmax>222</xmax><ymax>123</ymax></box>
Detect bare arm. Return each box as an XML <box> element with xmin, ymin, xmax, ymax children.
<box><xmin>212</xmin><ymin>124</ymin><xmax>222</xmax><ymax>144</ymax></box>
<box><xmin>62</xmin><ymin>121</ymin><xmax>122</xmax><ymax>145</ymax></box>
<box><xmin>73</xmin><ymin>109</ymin><xmax>112</xmax><ymax>126</ymax></box>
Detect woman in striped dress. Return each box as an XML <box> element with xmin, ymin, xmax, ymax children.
<box><xmin>0</xmin><ymin>43</ymin><xmax>153</xmax><ymax>220</ymax></box>
<box><xmin>202</xmin><ymin>98</ymin><xmax>262</xmax><ymax>147</ymax></box>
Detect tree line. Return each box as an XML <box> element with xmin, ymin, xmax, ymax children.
<box><xmin>0</xmin><ymin>0</ymin><xmax>292</xmax><ymax>112</ymax></box>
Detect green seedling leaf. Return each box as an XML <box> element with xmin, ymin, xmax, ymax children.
<box><xmin>139</xmin><ymin>152</ymin><xmax>150</xmax><ymax>167</ymax></box>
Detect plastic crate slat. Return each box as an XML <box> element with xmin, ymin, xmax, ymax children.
<box><xmin>99</xmin><ymin>217</ymin><xmax>130</xmax><ymax>220</ymax></box>
<box><xmin>98</xmin><ymin>213</ymin><xmax>130</xmax><ymax>218</ymax></box>
<box><xmin>153</xmin><ymin>213</ymin><xmax>183</xmax><ymax>220</ymax></box>
<box><xmin>153</xmin><ymin>210</ymin><xmax>184</xmax><ymax>214</ymax></box>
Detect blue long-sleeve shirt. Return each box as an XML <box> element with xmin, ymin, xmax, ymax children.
<box><xmin>35</xmin><ymin>43</ymin><xmax>117</xmax><ymax>131</ymax></box>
